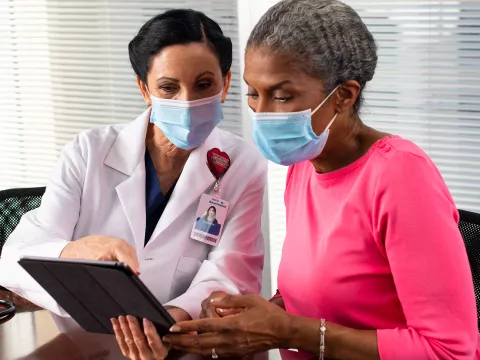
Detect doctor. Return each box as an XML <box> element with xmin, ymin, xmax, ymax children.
<box><xmin>0</xmin><ymin>7</ymin><xmax>266</xmax><ymax>356</ymax></box>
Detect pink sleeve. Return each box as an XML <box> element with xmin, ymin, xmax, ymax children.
<box><xmin>270</xmin><ymin>289</ymin><xmax>282</xmax><ymax>301</ymax></box>
<box><xmin>373</xmin><ymin>151</ymin><xmax>478</xmax><ymax>360</ymax></box>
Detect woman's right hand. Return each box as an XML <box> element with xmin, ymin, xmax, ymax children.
<box><xmin>60</xmin><ymin>235</ymin><xmax>140</xmax><ymax>274</ymax></box>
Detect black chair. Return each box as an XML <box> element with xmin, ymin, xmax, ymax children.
<box><xmin>0</xmin><ymin>187</ymin><xmax>46</xmax><ymax>256</ymax></box>
<box><xmin>0</xmin><ymin>187</ymin><xmax>45</xmax><ymax>318</ymax></box>
<box><xmin>458</xmin><ymin>209</ymin><xmax>480</xmax><ymax>331</ymax></box>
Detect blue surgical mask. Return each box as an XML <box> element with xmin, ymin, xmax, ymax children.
<box><xmin>150</xmin><ymin>91</ymin><xmax>224</xmax><ymax>150</ymax></box>
<box><xmin>250</xmin><ymin>86</ymin><xmax>339</xmax><ymax>166</ymax></box>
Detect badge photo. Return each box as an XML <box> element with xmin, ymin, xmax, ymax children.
<box><xmin>191</xmin><ymin>194</ymin><xmax>229</xmax><ymax>246</ymax></box>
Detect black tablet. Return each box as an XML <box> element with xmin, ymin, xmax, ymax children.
<box><xmin>18</xmin><ymin>256</ymin><xmax>175</xmax><ymax>336</ymax></box>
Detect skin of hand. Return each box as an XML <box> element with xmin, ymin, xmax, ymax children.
<box><xmin>162</xmin><ymin>295</ymin><xmax>292</xmax><ymax>357</ymax></box>
<box><xmin>111</xmin><ymin>307</ymin><xmax>191</xmax><ymax>360</ymax></box>
<box><xmin>269</xmin><ymin>296</ymin><xmax>285</xmax><ymax>310</ymax></box>
<box><xmin>164</xmin><ymin>295</ymin><xmax>380</xmax><ymax>360</ymax></box>
<box><xmin>200</xmin><ymin>291</ymin><xmax>245</xmax><ymax>318</ymax></box>
<box><xmin>60</xmin><ymin>235</ymin><xmax>140</xmax><ymax>274</ymax></box>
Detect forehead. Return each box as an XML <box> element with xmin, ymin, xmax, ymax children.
<box><xmin>243</xmin><ymin>47</ymin><xmax>319</xmax><ymax>89</ymax></box>
<box><xmin>244</xmin><ymin>48</ymin><xmax>293</xmax><ymax>82</ymax></box>
<box><xmin>149</xmin><ymin>42</ymin><xmax>221</xmax><ymax>76</ymax></box>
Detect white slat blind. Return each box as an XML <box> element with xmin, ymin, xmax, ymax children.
<box><xmin>351</xmin><ymin>0</ymin><xmax>480</xmax><ymax>211</ymax></box>
<box><xmin>0</xmin><ymin>0</ymin><xmax>242</xmax><ymax>189</ymax></box>
<box><xmin>247</xmin><ymin>0</ymin><xmax>480</xmax><ymax>292</ymax></box>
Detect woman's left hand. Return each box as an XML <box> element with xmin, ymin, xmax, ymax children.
<box><xmin>163</xmin><ymin>294</ymin><xmax>292</xmax><ymax>357</ymax></box>
<box><xmin>112</xmin><ymin>307</ymin><xmax>192</xmax><ymax>360</ymax></box>
<box><xmin>112</xmin><ymin>316</ymin><xmax>169</xmax><ymax>360</ymax></box>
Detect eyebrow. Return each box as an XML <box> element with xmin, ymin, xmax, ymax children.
<box><xmin>243</xmin><ymin>78</ymin><xmax>293</xmax><ymax>91</ymax></box>
<box><xmin>156</xmin><ymin>71</ymin><xmax>215</xmax><ymax>83</ymax></box>
<box><xmin>156</xmin><ymin>76</ymin><xmax>179</xmax><ymax>82</ymax></box>
<box><xmin>195</xmin><ymin>71</ymin><xmax>215</xmax><ymax>80</ymax></box>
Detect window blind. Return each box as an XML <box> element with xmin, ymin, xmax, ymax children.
<box><xmin>247</xmin><ymin>0</ymin><xmax>480</xmax><ymax>293</ymax></box>
<box><xmin>0</xmin><ymin>0</ymin><xmax>242</xmax><ymax>189</ymax></box>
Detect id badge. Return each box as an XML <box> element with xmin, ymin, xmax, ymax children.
<box><xmin>191</xmin><ymin>193</ymin><xmax>229</xmax><ymax>246</ymax></box>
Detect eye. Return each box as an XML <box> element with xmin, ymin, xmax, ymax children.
<box><xmin>274</xmin><ymin>96</ymin><xmax>292</xmax><ymax>103</ymax></box>
<box><xmin>159</xmin><ymin>84</ymin><xmax>177</xmax><ymax>93</ymax></box>
<box><xmin>246</xmin><ymin>93</ymin><xmax>259</xmax><ymax>100</ymax></box>
<box><xmin>197</xmin><ymin>80</ymin><xmax>213</xmax><ymax>90</ymax></box>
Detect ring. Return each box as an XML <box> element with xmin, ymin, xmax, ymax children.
<box><xmin>212</xmin><ymin>348</ymin><xmax>218</xmax><ymax>359</ymax></box>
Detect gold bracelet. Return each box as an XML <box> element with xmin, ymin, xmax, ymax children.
<box><xmin>319</xmin><ymin>318</ymin><xmax>326</xmax><ymax>360</ymax></box>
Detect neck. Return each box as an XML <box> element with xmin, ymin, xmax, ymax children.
<box><xmin>310</xmin><ymin>117</ymin><xmax>388</xmax><ymax>174</ymax></box>
<box><xmin>145</xmin><ymin>123</ymin><xmax>192</xmax><ymax>174</ymax></box>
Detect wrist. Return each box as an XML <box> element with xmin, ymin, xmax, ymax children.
<box><xmin>286</xmin><ymin>316</ymin><xmax>336</xmax><ymax>357</ymax></box>
<box><xmin>275</xmin><ymin>312</ymin><xmax>297</xmax><ymax>349</ymax></box>
<box><xmin>165</xmin><ymin>306</ymin><xmax>191</xmax><ymax>322</ymax></box>
<box><xmin>287</xmin><ymin>314</ymin><xmax>305</xmax><ymax>350</ymax></box>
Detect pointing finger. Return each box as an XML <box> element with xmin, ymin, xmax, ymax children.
<box><xmin>210</xmin><ymin>294</ymin><xmax>254</xmax><ymax>309</ymax></box>
<box><xmin>168</xmin><ymin>318</ymin><xmax>230</xmax><ymax>334</ymax></box>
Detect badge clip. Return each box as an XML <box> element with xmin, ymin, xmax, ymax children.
<box><xmin>206</xmin><ymin>148</ymin><xmax>231</xmax><ymax>195</ymax></box>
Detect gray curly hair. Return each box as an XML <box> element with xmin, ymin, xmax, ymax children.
<box><xmin>246</xmin><ymin>0</ymin><xmax>377</xmax><ymax>113</ymax></box>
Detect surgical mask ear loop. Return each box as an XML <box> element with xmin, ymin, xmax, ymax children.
<box><xmin>311</xmin><ymin>85</ymin><xmax>340</xmax><ymax>116</ymax></box>
<box><xmin>310</xmin><ymin>85</ymin><xmax>340</xmax><ymax>133</ymax></box>
<box><xmin>325</xmin><ymin>113</ymin><xmax>338</xmax><ymax>131</ymax></box>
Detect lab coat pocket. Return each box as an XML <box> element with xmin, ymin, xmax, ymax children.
<box><xmin>170</xmin><ymin>256</ymin><xmax>203</xmax><ymax>299</ymax></box>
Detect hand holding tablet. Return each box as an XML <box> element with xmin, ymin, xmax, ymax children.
<box><xmin>18</xmin><ymin>256</ymin><xmax>174</xmax><ymax>336</ymax></box>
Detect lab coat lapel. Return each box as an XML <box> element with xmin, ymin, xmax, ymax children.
<box><xmin>147</xmin><ymin>137</ymin><xmax>217</xmax><ymax>245</ymax></box>
<box><xmin>115</xmin><ymin>164</ymin><xmax>146</xmax><ymax>252</ymax></box>
<box><xmin>105</xmin><ymin>109</ymin><xmax>149</xmax><ymax>252</ymax></box>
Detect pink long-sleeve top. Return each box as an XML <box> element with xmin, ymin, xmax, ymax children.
<box><xmin>278</xmin><ymin>136</ymin><xmax>479</xmax><ymax>360</ymax></box>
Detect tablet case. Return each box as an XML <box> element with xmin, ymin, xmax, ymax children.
<box><xmin>18</xmin><ymin>256</ymin><xmax>175</xmax><ymax>336</ymax></box>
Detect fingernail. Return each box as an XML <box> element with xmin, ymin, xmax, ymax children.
<box><xmin>143</xmin><ymin>318</ymin><xmax>151</xmax><ymax>327</ymax></box>
<box><xmin>210</xmin><ymin>298</ymin><xmax>221</xmax><ymax>304</ymax></box>
<box><xmin>162</xmin><ymin>336</ymin><xmax>170</xmax><ymax>344</ymax></box>
<box><xmin>217</xmin><ymin>308</ymin><xmax>224</xmax><ymax>313</ymax></box>
<box><xmin>169</xmin><ymin>325</ymin><xmax>181</xmax><ymax>332</ymax></box>
<box><xmin>127</xmin><ymin>315</ymin><xmax>136</xmax><ymax>324</ymax></box>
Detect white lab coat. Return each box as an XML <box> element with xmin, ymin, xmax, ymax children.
<box><xmin>0</xmin><ymin>109</ymin><xmax>267</xmax><ymax>327</ymax></box>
